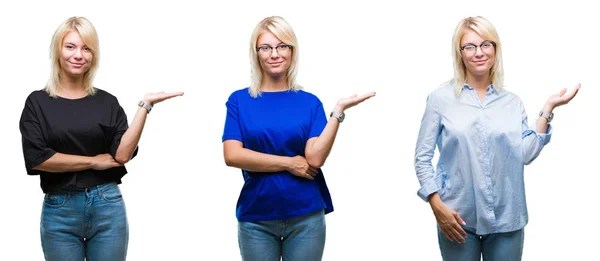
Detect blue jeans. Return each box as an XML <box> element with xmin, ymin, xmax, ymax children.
<box><xmin>438</xmin><ymin>226</ymin><xmax>524</xmax><ymax>261</ymax></box>
<box><xmin>238</xmin><ymin>209</ymin><xmax>326</xmax><ymax>261</ymax></box>
<box><xmin>40</xmin><ymin>182</ymin><xmax>128</xmax><ymax>261</ymax></box>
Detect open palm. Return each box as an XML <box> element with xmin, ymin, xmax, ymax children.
<box><xmin>547</xmin><ymin>84</ymin><xmax>580</xmax><ymax>109</ymax></box>
<box><xmin>144</xmin><ymin>91</ymin><xmax>184</xmax><ymax>105</ymax></box>
<box><xmin>336</xmin><ymin>92</ymin><xmax>376</xmax><ymax>111</ymax></box>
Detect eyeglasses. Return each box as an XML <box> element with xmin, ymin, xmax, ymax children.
<box><xmin>256</xmin><ymin>44</ymin><xmax>293</xmax><ymax>54</ymax></box>
<box><xmin>460</xmin><ymin>41</ymin><xmax>496</xmax><ymax>53</ymax></box>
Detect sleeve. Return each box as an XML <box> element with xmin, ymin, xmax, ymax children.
<box><xmin>19</xmin><ymin>95</ymin><xmax>56</xmax><ymax>175</ymax></box>
<box><xmin>520</xmin><ymin>101</ymin><xmax>552</xmax><ymax>165</ymax></box>
<box><xmin>308</xmin><ymin>99</ymin><xmax>327</xmax><ymax>139</ymax></box>
<box><xmin>102</xmin><ymin>98</ymin><xmax>138</xmax><ymax>160</ymax></box>
<box><xmin>414</xmin><ymin>93</ymin><xmax>442</xmax><ymax>202</ymax></box>
<box><xmin>222</xmin><ymin>92</ymin><xmax>243</xmax><ymax>142</ymax></box>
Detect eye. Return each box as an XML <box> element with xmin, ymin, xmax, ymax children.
<box><xmin>65</xmin><ymin>45</ymin><xmax>74</xmax><ymax>50</ymax></box>
<box><xmin>462</xmin><ymin>45</ymin><xmax>476</xmax><ymax>51</ymax></box>
<box><xmin>83</xmin><ymin>46</ymin><xmax>91</xmax><ymax>51</ymax></box>
<box><xmin>277</xmin><ymin>45</ymin><xmax>289</xmax><ymax>51</ymax></box>
<box><xmin>482</xmin><ymin>42</ymin><xmax>494</xmax><ymax>48</ymax></box>
<box><xmin>258</xmin><ymin>46</ymin><xmax>272</xmax><ymax>52</ymax></box>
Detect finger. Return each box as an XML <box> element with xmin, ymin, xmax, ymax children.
<box><xmin>441</xmin><ymin>228</ymin><xmax>456</xmax><ymax>242</ymax></box>
<box><xmin>356</xmin><ymin>92</ymin><xmax>376</xmax><ymax>102</ymax></box>
<box><xmin>304</xmin><ymin>173</ymin><xmax>314</xmax><ymax>180</ymax></box>
<box><xmin>308</xmin><ymin>167</ymin><xmax>318</xmax><ymax>176</ymax></box>
<box><xmin>450</xmin><ymin>226</ymin><xmax>466</xmax><ymax>243</ymax></box>
<box><xmin>565</xmin><ymin>85</ymin><xmax>580</xmax><ymax>101</ymax></box>
<box><xmin>453</xmin><ymin>213</ymin><xmax>467</xmax><ymax>237</ymax></box>
<box><xmin>557</xmin><ymin>88</ymin><xmax>567</xmax><ymax>97</ymax></box>
<box><xmin>163</xmin><ymin>92</ymin><xmax>185</xmax><ymax>99</ymax></box>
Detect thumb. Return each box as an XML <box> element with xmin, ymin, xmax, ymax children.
<box><xmin>454</xmin><ymin>212</ymin><xmax>466</xmax><ymax>226</ymax></box>
<box><xmin>559</xmin><ymin>88</ymin><xmax>567</xmax><ymax>96</ymax></box>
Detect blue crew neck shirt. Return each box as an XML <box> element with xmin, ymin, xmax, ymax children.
<box><xmin>222</xmin><ymin>88</ymin><xmax>334</xmax><ymax>222</ymax></box>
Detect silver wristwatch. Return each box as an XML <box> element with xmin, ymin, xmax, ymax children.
<box><xmin>330</xmin><ymin>111</ymin><xmax>345</xmax><ymax>123</ymax></box>
<box><xmin>138</xmin><ymin>100</ymin><xmax>153</xmax><ymax>113</ymax></box>
<box><xmin>538</xmin><ymin>111</ymin><xmax>553</xmax><ymax>123</ymax></box>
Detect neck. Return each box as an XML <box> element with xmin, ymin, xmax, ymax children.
<box><xmin>58</xmin><ymin>73</ymin><xmax>87</xmax><ymax>98</ymax></box>
<box><xmin>261</xmin><ymin>73</ymin><xmax>289</xmax><ymax>92</ymax></box>
<box><xmin>465</xmin><ymin>73</ymin><xmax>491</xmax><ymax>91</ymax></box>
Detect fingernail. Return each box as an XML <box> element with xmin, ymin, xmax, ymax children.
<box><xmin>462</xmin><ymin>221</ymin><xmax>466</xmax><ymax>225</ymax></box>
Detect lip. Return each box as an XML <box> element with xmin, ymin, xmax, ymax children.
<box><xmin>473</xmin><ymin>60</ymin><xmax>487</xmax><ymax>65</ymax></box>
<box><xmin>268</xmin><ymin>61</ymin><xmax>283</xmax><ymax>66</ymax></box>
<box><xmin>69</xmin><ymin>62</ymin><xmax>85</xmax><ymax>67</ymax></box>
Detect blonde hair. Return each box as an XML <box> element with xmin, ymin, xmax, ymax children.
<box><xmin>451</xmin><ymin>16</ymin><xmax>504</xmax><ymax>95</ymax></box>
<box><xmin>248</xmin><ymin>16</ymin><xmax>301</xmax><ymax>98</ymax></box>
<box><xmin>45</xmin><ymin>16</ymin><xmax>99</xmax><ymax>97</ymax></box>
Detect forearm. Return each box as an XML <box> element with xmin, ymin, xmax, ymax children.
<box><xmin>428</xmin><ymin>193</ymin><xmax>443</xmax><ymax>209</ymax></box>
<box><xmin>305</xmin><ymin>117</ymin><xmax>340</xmax><ymax>168</ymax></box>
<box><xmin>115</xmin><ymin>107</ymin><xmax>147</xmax><ymax>164</ymax></box>
<box><xmin>32</xmin><ymin>152</ymin><xmax>95</xmax><ymax>173</ymax></box>
<box><xmin>225</xmin><ymin>145</ymin><xmax>291</xmax><ymax>173</ymax></box>
<box><xmin>535</xmin><ymin>103</ymin><xmax>553</xmax><ymax>133</ymax></box>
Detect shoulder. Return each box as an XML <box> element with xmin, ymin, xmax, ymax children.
<box><xmin>426</xmin><ymin>82</ymin><xmax>455</xmax><ymax>103</ymax></box>
<box><xmin>93</xmin><ymin>87</ymin><xmax>117</xmax><ymax>100</ymax></box>
<box><xmin>296</xmin><ymin>89</ymin><xmax>322</xmax><ymax>104</ymax></box>
<box><xmin>496</xmin><ymin>87</ymin><xmax>523</xmax><ymax>106</ymax></box>
<box><xmin>227</xmin><ymin>87</ymin><xmax>251</xmax><ymax>100</ymax></box>
<box><xmin>91</xmin><ymin>87</ymin><xmax>121</xmax><ymax>105</ymax></box>
<box><xmin>26</xmin><ymin>89</ymin><xmax>50</xmax><ymax>101</ymax></box>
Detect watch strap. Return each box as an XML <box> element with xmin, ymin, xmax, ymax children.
<box><xmin>138</xmin><ymin>100</ymin><xmax>152</xmax><ymax>113</ymax></box>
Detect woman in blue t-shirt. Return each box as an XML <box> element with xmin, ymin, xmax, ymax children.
<box><xmin>222</xmin><ymin>16</ymin><xmax>375</xmax><ymax>261</ymax></box>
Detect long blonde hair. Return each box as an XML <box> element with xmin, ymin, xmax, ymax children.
<box><xmin>45</xmin><ymin>16</ymin><xmax>99</xmax><ymax>97</ymax></box>
<box><xmin>248</xmin><ymin>16</ymin><xmax>301</xmax><ymax>98</ymax></box>
<box><xmin>451</xmin><ymin>16</ymin><xmax>504</xmax><ymax>95</ymax></box>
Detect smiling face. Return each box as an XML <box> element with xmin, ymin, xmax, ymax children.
<box><xmin>256</xmin><ymin>30</ymin><xmax>292</xmax><ymax>80</ymax></box>
<box><xmin>59</xmin><ymin>31</ymin><xmax>93</xmax><ymax>78</ymax></box>
<box><xmin>460</xmin><ymin>30</ymin><xmax>496</xmax><ymax>80</ymax></box>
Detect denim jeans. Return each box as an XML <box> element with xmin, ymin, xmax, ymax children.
<box><xmin>438</xmin><ymin>226</ymin><xmax>524</xmax><ymax>261</ymax></box>
<box><xmin>40</xmin><ymin>182</ymin><xmax>128</xmax><ymax>261</ymax></box>
<box><xmin>238</xmin><ymin>209</ymin><xmax>326</xmax><ymax>261</ymax></box>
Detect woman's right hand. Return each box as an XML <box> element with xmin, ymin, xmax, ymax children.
<box><xmin>91</xmin><ymin>154</ymin><xmax>123</xmax><ymax>170</ymax></box>
<box><xmin>287</xmin><ymin>156</ymin><xmax>318</xmax><ymax>180</ymax></box>
<box><xmin>429</xmin><ymin>193</ymin><xmax>467</xmax><ymax>243</ymax></box>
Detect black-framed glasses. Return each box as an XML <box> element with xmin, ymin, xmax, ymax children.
<box><xmin>256</xmin><ymin>44</ymin><xmax>293</xmax><ymax>54</ymax></box>
<box><xmin>460</xmin><ymin>41</ymin><xmax>496</xmax><ymax>53</ymax></box>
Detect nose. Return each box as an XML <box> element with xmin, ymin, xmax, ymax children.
<box><xmin>269</xmin><ymin>48</ymin><xmax>280</xmax><ymax>59</ymax></box>
<box><xmin>73</xmin><ymin>48</ymin><xmax>83</xmax><ymax>60</ymax></box>
<box><xmin>474</xmin><ymin>46</ymin><xmax>485</xmax><ymax>57</ymax></box>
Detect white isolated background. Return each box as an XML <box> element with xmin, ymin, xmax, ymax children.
<box><xmin>0</xmin><ymin>0</ymin><xmax>597</xmax><ymax>260</ymax></box>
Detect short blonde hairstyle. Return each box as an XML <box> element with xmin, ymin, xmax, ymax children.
<box><xmin>248</xmin><ymin>16</ymin><xmax>301</xmax><ymax>98</ymax></box>
<box><xmin>451</xmin><ymin>16</ymin><xmax>504</xmax><ymax>95</ymax></box>
<box><xmin>45</xmin><ymin>16</ymin><xmax>99</xmax><ymax>97</ymax></box>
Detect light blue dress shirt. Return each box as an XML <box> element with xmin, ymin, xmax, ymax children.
<box><xmin>414</xmin><ymin>82</ymin><xmax>552</xmax><ymax>235</ymax></box>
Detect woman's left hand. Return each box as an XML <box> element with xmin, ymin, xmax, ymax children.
<box><xmin>334</xmin><ymin>92</ymin><xmax>376</xmax><ymax>113</ymax></box>
<box><xmin>143</xmin><ymin>91</ymin><xmax>185</xmax><ymax>105</ymax></box>
<box><xmin>544</xmin><ymin>84</ymin><xmax>580</xmax><ymax>112</ymax></box>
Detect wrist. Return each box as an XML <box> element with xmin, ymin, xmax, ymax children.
<box><xmin>333</xmin><ymin>105</ymin><xmax>345</xmax><ymax>114</ymax></box>
<box><xmin>138</xmin><ymin>100</ymin><xmax>153</xmax><ymax>113</ymax></box>
<box><xmin>88</xmin><ymin>155</ymin><xmax>98</xmax><ymax>169</ymax></box>
<box><xmin>542</xmin><ymin>103</ymin><xmax>554</xmax><ymax>114</ymax></box>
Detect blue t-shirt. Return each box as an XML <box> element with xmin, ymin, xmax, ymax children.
<box><xmin>222</xmin><ymin>88</ymin><xmax>334</xmax><ymax>222</ymax></box>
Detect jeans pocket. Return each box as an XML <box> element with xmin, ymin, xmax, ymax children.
<box><xmin>101</xmin><ymin>185</ymin><xmax>123</xmax><ymax>203</ymax></box>
<box><xmin>43</xmin><ymin>192</ymin><xmax>68</xmax><ymax>208</ymax></box>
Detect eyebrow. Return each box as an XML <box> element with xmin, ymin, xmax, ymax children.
<box><xmin>462</xmin><ymin>40</ymin><xmax>491</xmax><ymax>46</ymax></box>
<box><xmin>257</xmin><ymin>42</ymin><xmax>285</xmax><ymax>46</ymax></box>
